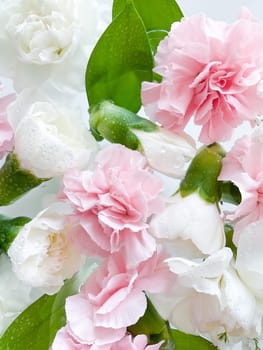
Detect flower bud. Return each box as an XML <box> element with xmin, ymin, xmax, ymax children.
<box><xmin>133</xmin><ymin>128</ymin><xmax>196</xmax><ymax>178</ymax></box>
<box><xmin>89</xmin><ymin>100</ymin><xmax>157</xmax><ymax>149</ymax></box>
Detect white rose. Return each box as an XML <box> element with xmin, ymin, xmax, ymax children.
<box><xmin>8</xmin><ymin>202</ymin><xmax>82</xmax><ymax>295</ymax></box>
<box><xmin>8</xmin><ymin>89</ymin><xmax>98</xmax><ymax>178</ymax></box>
<box><xmin>0</xmin><ymin>0</ymin><xmax>111</xmax><ymax>91</ymax></box>
<box><xmin>133</xmin><ymin>128</ymin><xmax>196</xmax><ymax>178</ymax></box>
<box><xmin>149</xmin><ymin>192</ymin><xmax>225</xmax><ymax>257</ymax></box>
<box><xmin>0</xmin><ymin>254</ymin><xmax>41</xmax><ymax>335</ymax></box>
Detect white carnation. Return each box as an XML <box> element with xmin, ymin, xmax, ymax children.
<box><xmin>0</xmin><ymin>0</ymin><xmax>112</xmax><ymax>91</ymax></box>
<box><xmin>149</xmin><ymin>192</ymin><xmax>225</xmax><ymax>257</ymax></box>
<box><xmin>8</xmin><ymin>202</ymin><xmax>82</xmax><ymax>295</ymax></box>
<box><xmin>150</xmin><ymin>248</ymin><xmax>262</xmax><ymax>347</ymax></box>
<box><xmin>6</xmin><ymin>0</ymin><xmax>79</xmax><ymax>65</ymax></box>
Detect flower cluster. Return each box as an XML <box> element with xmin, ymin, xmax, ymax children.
<box><xmin>1</xmin><ymin>2</ymin><xmax>263</xmax><ymax>350</ymax></box>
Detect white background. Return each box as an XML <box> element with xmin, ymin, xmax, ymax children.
<box><xmin>177</xmin><ymin>0</ymin><xmax>263</xmax><ymax>21</ymax></box>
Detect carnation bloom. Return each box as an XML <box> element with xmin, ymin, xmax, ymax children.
<box><xmin>52</xmin><ymin>328</ymin><xmax>163</xmax><ymax>350</ymax></box>
<box><xmin>64</xmin><ymin>252</ymin><xmax>171</xmax><ymax>348</ymax></box>
<box><xmin>0</xmin><ymin>92</ymin><xmax>15</xmax><ymax>159</ymax></box>
<box><xmin>8</xmin><ymin>202</ymin><xmax>82</xmax><ymax>295</ymax></box>
<box><xmin>0</xmin><ymin>0</ymin><xmax>111</xmax><ymax>92</ymax></box>
<box><xmin>142</xmin><ymin>9</ymin><xmax>263</xmax><ymax>143</ymax></box>
<box><xmin>111</xmin><ymin>334</ymin><xmax>163</xmax><ymax>350</ymax></box>
<box><xmin>150</xmin><ymin>248</ymin><xmax>261</xmax><ymax>346</ymax></box>
<box><xmin>7</xmin><ymin>88</ymin><xmax>97</xmax><ymax>178</ymax></box>
<box><xmin>62</xmin><ymin>144</ymin><xmax>163</xmax><ymax>266</ymax></box>
<box><xmin>52</xmin><ymin>326</ymin><xmax>92</xmax><ymax>350</ymax></box>
<box><xmin>149</xmin><ymin>192</ymin><xmax>225</xmax><ymax>257</ymax></box>
<box><xmin>219</xmin><ymin>124</ymin><xmax>263</xmax><ymax>242</ymax></box>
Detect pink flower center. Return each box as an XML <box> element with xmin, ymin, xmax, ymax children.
<box><xmin>209</xmin><ymin>68</ymin><xmax>235</xmax><ymax>92</ymax></box>
<box><xmin>192</xmin><ymin>62</ymin><xmax>238</xmax><ymax>96</ymax></box>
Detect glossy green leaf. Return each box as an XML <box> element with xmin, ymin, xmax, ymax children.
<box><xmin>147</xmin><ymin>30</ymin><xmax>168</xmax><ymax>55</ymax></box>
<box><xmin>0</xmin><ymin>261</ymin><xmax>96</xmax><ymax>350</ymax></box>
<box><xmin>112</xmin><ymin>0</ymin><xmax>183</xmax><ymax>53</ymax></box>
<box><xmin>0</xmin><ymin>215</ymin><xmax>31</xmax><ymax>253</ymax></box>
<box><xmin>113</xmin><ymin>0</ymin><xmax>183</xmax><ymax>31</ymax></box>
<box><xmin>0</xmin><ymin>153</ymin><xmax>49</xmax><ymax>206</ymax></box>
<box><xmin>170</xmin><ymin>329</ymin><xmax>217</xmax><ymax>350</ymax></box>
<box><xmin>128</xmin><ymin>297</ymin><xmax>217</xmax><ymax>350</ymax></box>
<box><xmin>86</xmin><ymin>2</ymin><xmax>153</xmax><ymax>112</ymax></box>
<box><xmin>219</xmin><ymin>181</ymin><xmax>241</xmax><ymax>205</ymax></box>
<box><xmin>180</xmin><ymin>144</ymin><xmax>225</xmax><ymax>203</ymax></box>
<box><xmin>89</xmin><ymin>101</ymin><xmax>157</xmax><ymax>149</ymax></box>
<box><xmin>128</xmin><ymin>297</ymin><xmax>166</xmax><ymax>338</ymax></box>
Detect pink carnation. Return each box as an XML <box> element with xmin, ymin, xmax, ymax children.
<box><xmin>142</xmin><ymin>9</ymin><xmax>263</xmax><ymax>143</ymax></box>
<box><xmin>111</xmin><ymin>334</ymin><xmax>163</xmax><ymax>350</ymax></box>
<box><xmin>219</xmin><ymin>125</ymin><xmax>263</xmax><ymax>243</ymax></box>
<box><xmin>52</xmin><ymin>328</ymin><xmax>162</xmax><ymax>350</ymax></box>
<box><xmin>62</xmin><ymin>144</ymin><xmax>163</xmax><ymax>265</ymax></box>
<box><xmin>64</xmin><ymin>252</ymin><xmax>171</xmax><ymax>349</ymax></box>
<box><xmin>0</xmin><ymin>93</ymin><xmax>15</xmax><ymax>158</ymax></box>
<box><xmin>52</xmin><ymin>326</ymin><xmax>92</xmax><ymax>350</ymax></box>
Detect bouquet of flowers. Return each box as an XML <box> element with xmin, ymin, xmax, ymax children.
<box><xmin>1</xmin><ymin>1</ymin><xmax>263</xmax><ymax>349</ymax></box>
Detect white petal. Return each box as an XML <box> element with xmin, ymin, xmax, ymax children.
<box><xmin>167</xmin><ymin>248</ymin><xmax>232</xmax><ymax>294</ymax></box>
<box><xmin>221</xmin><ymin>267</ymin><xmax>261</xmax><ymax>337</ymax></box>
<box><xmin>134</xmin><ymin>128</ymin><xmax>196</xmax><ymax>178</ymax></box>
<box><xmin>236</xmin><ymin>219</ymin><xmax>263</xmax><ymax>299</ymax></box>
<box><xmin>150</xmin><ymin>192</ymin><xmax>225</xmax><ymax>255</ymax></box>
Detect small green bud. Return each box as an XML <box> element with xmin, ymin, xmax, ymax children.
<box><xmin>89</xmin><ymin>101</ymin><xmax>157</xmax><ymax>150</ymax></box>
<box><xmin>180</xmin><ymin>143</ymin><xmax>226</xmax><ymax>203</ymax></box>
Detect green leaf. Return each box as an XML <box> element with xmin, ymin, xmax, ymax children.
<box><xmin>89</xmin><ymin>100</ymin><xmax>157</xmax><ymax>150</ymax></box>
<box><xmin>219</xmin><ymin>181</ymin><xmax>241</xmax><ymax>205</ymax></box>
<box><xmin>170</xmin><ymin>329</ymin><xmax>217</xmax><ymax>350</ymax></box>
<box><xmin>148</xmin><ymin>30</ymin><xmax>168</xmax><ymax>55</ymax></box>
<box><xmin>180</xmin><ymin>143</ymin><xmax>225</xmax><ymax>203</ymax></box>
<box><xmin>128</xmin><ymin>297</ymin><xmax>166</xmax><ymax>338</ymax></box>
<box><xmin>127</xmin><ymin>297</ymin><xmax>217</xmax><ymax>350</ymax></box>
<box><xmin>0</xmin><ymin>261</ymin><xmax>96</xmax><ymax>350</ymax></box>
<box><xmin>86</xmin><ymin>2</ymin><xmax>153</xmax><ymax>112</ymax></box>
<box><xmin>112</xmin><ymin>0</ymin><xmax>183</xmax><ymax>53</ymax></box>
<box><xmin>0</xmin><ymin>153</ymin><xmax>49</xmax><ymax>206</ymax></box>
<box><xmin>0</xmin><ymin>215</ymin><xmax>31</xmax><ymax>253</ymax></box>
<box><xmin>113</xmin><ymin>0</ymin><xmax>183</xmax><ymax>31</ymax></box>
